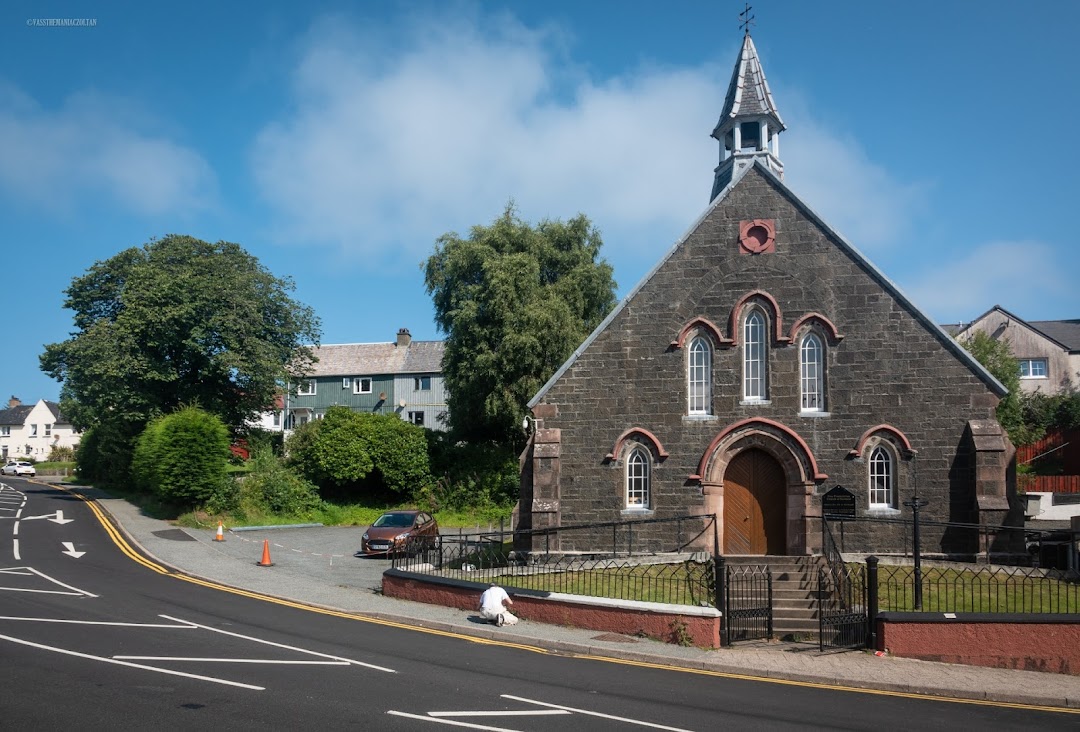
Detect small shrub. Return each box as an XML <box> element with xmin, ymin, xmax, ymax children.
<box><xmin>244</xmin><ymin>447</ymin><xmax>322</xmax><ymax>516</ymax></box>
<box><xmin>132</xmin><ymin>406</ymin><xmax>230</xmax><ymax>507</ymax></box>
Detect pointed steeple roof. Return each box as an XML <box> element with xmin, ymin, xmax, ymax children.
<box><xmin>712</xmin><ymin>32</ymin><xmax>784</xmax><ymax>139</ymax></box>
<box><xmin>710</xmin><ymin>31</ymin><xmax>786</xmax><ymax>200</ymax></box>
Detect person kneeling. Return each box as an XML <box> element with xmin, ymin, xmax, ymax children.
<box><xmin>479</xmin><ymin>583</ymin><xmax>518</xmax><ymax>627</ymax></box>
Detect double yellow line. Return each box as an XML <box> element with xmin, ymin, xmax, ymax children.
<box><xmin>55</xmin><ymin>483</ymin><xmax>1080</xmax><ymax>715</ymax></box>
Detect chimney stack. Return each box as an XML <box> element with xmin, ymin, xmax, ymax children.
<box><xmin>396</xmin><ymin>328</ymin><xmax>412</xmax><ymax>347</ymax></box>
<box><xmin>8</xmin><ymin>396</ymin><xmax>20</xmax><ymax>409</ymax></box>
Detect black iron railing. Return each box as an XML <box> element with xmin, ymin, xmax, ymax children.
<box><xmin>875</xmin><ymin>563</ymin><xmax>1079</xmax><ymax>614</ymax></box>
<box><xmin>392</xmin><ymin>514</ymin><xmax>717</xmax><ymax>608</ymax></box>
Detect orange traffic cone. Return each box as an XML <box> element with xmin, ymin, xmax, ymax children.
<box><xmin>257</xmin><ymin>539</ymin><xmax>274</xmax><ymax>567</ymax></box>
<box><xmin>214</xmin><ymin>522</ymin><xmax>225</xmax><ymax>542</ymax></box>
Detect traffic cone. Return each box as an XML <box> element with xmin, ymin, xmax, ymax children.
<box><xmin>214</xmin><ymin>522</ymin><xmax>225</xmax><ymax>542</ymax></box>
<box><xmin>257</xmin><ymin>539</ymin><xmax>274</xmax><ymax>567</ymax></box>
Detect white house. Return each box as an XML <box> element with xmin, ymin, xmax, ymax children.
<box><xmin>0</xmin><ymin>397</ymin><xmax>81</xmax><ymax>461</ymax></box>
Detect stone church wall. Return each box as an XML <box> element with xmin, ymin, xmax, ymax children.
<box><xmin>529</xmin><ymin>166</ymin><xmax>1007</xmax><ymax>556</ymax></box>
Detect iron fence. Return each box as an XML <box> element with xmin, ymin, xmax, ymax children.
<box><xmin>819</xmin><ymin>518</ymin><xmax>869</xmax><ymax>650</ymax></box>
<box><xmin>875</xmin><ymin>562</ymin><xmax>1079</xmax><ymax>614</ymax></box>
<box><xmin>821</xmin><ymin>514</ymin><xmax>1077</xmax><ymax>570</ymax></box>
<box><xmin>392</xmin><ymin>514</ymin><xmax>717</xmax><ymax>608</ymax></box>
<box><xmin>720</xmin><ymin>559</ymin><xmax>772</xmax><ymax>644</ymax></box>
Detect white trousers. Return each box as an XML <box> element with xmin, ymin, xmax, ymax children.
<box><xmin>480</xmin><ymin>608</ymin><xmax>519</xmax><ymax>625</ymax></box>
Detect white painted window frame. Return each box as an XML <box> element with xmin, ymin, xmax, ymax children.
<box><xmin>687</xmin><ymin>336</ymin><xmax>711</xmax><ymax>415</ymax></box>
<box><xmin>296</xmin><ymin>379</ymin><xmax>317</xmax><ymax>396</ymax></box>
<box><xmin>1019</xmin><ymin>359</ymin><xmax>1047</xmax><ymax>379</ymax></box>
<box><xmin>353</xmin><ymin>377</ymin><xmax>373</xmax><ymax>395</ymax></box>
<box><xmin>868</xmin><ymin>446</ymin><xmax>895</xmax><ymax>508</ymax></box>
<box><xmin>800</xmin><ymin>332</ymin><xmax>824</xmax><ymax>412</ymax></box>
<box><xmin>625</xmin><ymin>447</ymin><xmax>651</xmax><ymax>509</ymax></box>
<box><xmin>743</xmin><ymin>310</ymin><xmax>767</xmax><ymax>401</ymax></box>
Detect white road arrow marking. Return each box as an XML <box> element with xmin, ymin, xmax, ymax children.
<box><xmin>61</xmin><ymin>542</ymin><xmax>85</xmax><ymax>559</ymax></box>
<box><xmin>23</xmin><ymin>510</ymin><xmax>74</xmax><ymax>524</ymax></box>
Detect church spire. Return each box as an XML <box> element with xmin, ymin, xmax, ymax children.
<box><xmin>710</xmin><ymin>22</ymin><xmax>785</xmax><ymax>202</ymax></box>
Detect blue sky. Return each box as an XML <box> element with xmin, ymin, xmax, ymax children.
<box><xmin>2</xmin><ymin>1</ymin><xmax>1078</xmax><ymax>404</ymax></box>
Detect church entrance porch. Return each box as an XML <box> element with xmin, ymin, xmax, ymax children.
<box><xmin>698</xmin><ymin>418</ymin><xmax>824</xmax><ymax>556</ymax></box>
<box><xmin>723</xmin><ymin>449</ymin><xmax>786</xmax><ymax>554</ymax></box>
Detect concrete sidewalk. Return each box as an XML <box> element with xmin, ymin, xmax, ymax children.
<box><xmin>72</xmin><ymin>486</ymin><xmax>1079</xmax><ymax>710</ymax></box>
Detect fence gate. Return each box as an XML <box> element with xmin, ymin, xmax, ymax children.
<box><xmin>818</xmin><ymin>563</ymin><xmax>868</xmax><ymax>651</ymax></box>
<box><xmin>721</xmin><ymin>561</ymin><xmax>773</xmax><ymax>645</ymax></box>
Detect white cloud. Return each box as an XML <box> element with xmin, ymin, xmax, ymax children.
<box><xmin>0</xmin><ymin>83</ymin><xmax>214</xmax><ymax>216</ymax></box>
<box><xmin>903</xmin><ymin>240</ymin><xmax>1070</xmax><ymax>321</ymax></box>
<box><xmin>252</xmin><ymin>12</ymin><xmax>924</xmax><ymax>280</ymax></box>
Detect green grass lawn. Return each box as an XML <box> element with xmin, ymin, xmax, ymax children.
<box><xmin>874</xmin><ymin>564</ymin><xmax>1079</xmax><ymax>614</ymax></box>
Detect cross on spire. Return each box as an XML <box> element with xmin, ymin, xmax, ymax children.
<box><xmin>739</xmin><ymin>4</ymin><xmax>755</xmax><ymax>36</ymax></box>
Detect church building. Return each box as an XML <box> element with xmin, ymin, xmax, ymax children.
<box><xmin>518</xmin><ymin>31</ymin><xmax>1019</xmax><ymax>557</ymax></box>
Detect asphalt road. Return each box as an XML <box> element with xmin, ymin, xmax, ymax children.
<box><xmin>1</xmin><ymin>478</ymin><xmax>1076</xmax><ymax>731</ymax></box>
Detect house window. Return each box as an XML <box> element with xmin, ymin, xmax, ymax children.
<box><xmin>743</xmin><ymin>310</ymin><xmax>767</xmax><ymax>401</ymax></box>
<box><xmin>1019</xmin><ymin>359</ymin><xmax>1047</xmax><ymax>379</ymax></box>
<box><xmin>272</xmin><ymin>412</ymin><xmax>281</xmax><ymax>427</ymax></box>
<box><xmin>30</xmin><ymin>424</ymin><xmax>38</xmax><ymax>437</ymax></box>
<box><xmin>687</xmin><ymin>337</ymin><xmax>712</xmax><ymax>415</ymax></box>
<box><xmin>44</xmin><ymin>424</ymin><xmax>53</xmax><ymax>437</ymax></box>
<box><xmin>625</xmin><ymin>447</ymin><xmax>651</xmax><ymax>509</ymax></box>
<box><xmin>408</xmin><ymin>411</ymin><xmax>425</xmax><ymax>426</ymax></box>
<box><xmin>297</xmin><ymin>379</ymin><xmax>316</xmax><ymax>396</ymax></box>
<box><xmin>353</xmin><ymin>377</ymin><xmax>373</xmax><ymax>394</ymax></box>
<box><xmin>869</xmin><ymin>446</ymin><xmax>894</xmax><ymax>508</ymax></box>
<box><xmin>414</xmin><ymin>376</ymin><xmax>432</xmax><ymax>391</ymax></box>
<box><xmin>0</xmin><ymin>426</ymin><xmax>9</xmax><ymax>436</ymax></box>
<box><xmin>800</xmin><ymin>333</ymin><xmax>824</xmax><ymax>411</ymax></box>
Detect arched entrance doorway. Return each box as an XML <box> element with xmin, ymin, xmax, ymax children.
<box><xmin>723</xmin><ymin>448</ymin><xmax>786</xmax><ymax>554</ymax></box>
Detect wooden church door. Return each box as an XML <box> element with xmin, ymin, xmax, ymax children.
<box><xmin>723</xmin><ymin>449</ymin><xmax>787</xmax><ymax>554</ymax></box>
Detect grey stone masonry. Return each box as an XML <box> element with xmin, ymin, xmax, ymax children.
<box><xmin>523</xmin><ymin>164</ymin><xmax>1015</xmax><ymax>556</ymax></box>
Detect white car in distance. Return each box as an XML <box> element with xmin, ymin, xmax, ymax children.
<box><xmin>2</xmin><ymin>461</ymin><xmax>36</xmax><ymax>477</ymax></box>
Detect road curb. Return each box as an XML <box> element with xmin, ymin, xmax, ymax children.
<box><xmin>75</xmin><ymin>491</ymin><xmax>1079</xmax><ymax>711</ymax></box>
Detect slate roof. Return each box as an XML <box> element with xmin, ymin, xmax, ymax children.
<box><xmin>0</xmin><ymin>400</ymin><xmax>68</xmax><ymax>426</ymax></box>
<box><xmin>712</xmin><ymin>32</ymin><xmax>785</xmax><ymax>139</ymax></box>
<box><xmin>307</xmin><ymin>341</ymin><xmax>444</xmax><ymax>377</ymax></box>
<box><xmin>0</xmin><ymin>405</ymin><xmax>32</xmax><ymax>426</ymax></box>
<box><xmin>1028</xmin><ymin>319</ymin><xmax>1080</xmax><ymax>353</ymax></box>
<box><xmin>529</xmin><ymin>160</ymin><xmax>1006</xmax><ymax>407</ymax></box>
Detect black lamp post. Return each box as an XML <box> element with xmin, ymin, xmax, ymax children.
<box><xmin>901</xmin><ymin>453</ymin><xmax>927</xmax><ymax>610</ymax></box>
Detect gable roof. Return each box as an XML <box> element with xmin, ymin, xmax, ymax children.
<box><xmin>306</xmin><ymin>340</ymin><xmax>444</xmax><ymax>378</ymax></box>
<box><xmin>1028</xmin><ymin>319</ymin><xmax>1080</xmax><ymax>353</ymax></box>
<box><xmin>0</xmin><ymin>399</ymin><xmax>69</xmax><ymax>427</ymax></box>
<box><xmin>0</xmin><ymin>405</ymin><xmax>32</xmax><ymax>426</ymax></box>
<box><xmin>529</xmin><ymin>160</ymin><xmax>1006</xmax><ymax>407</ymax></box>
<box><xmin>953</xmin><ymin>305</ymin><xmax>1080</xmax><ymax>354</ymax></box>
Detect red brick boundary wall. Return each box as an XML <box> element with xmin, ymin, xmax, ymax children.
<box><xmin>876</xmin><ymin>613</ymin><xmax>1080</xmax><ymax>675</ymax></box>
<box><xmin>383</xmin><ymin>569</ymin><xmax>722</xmax><ymax>648</ymax></box>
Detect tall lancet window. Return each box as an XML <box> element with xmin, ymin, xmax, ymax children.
<box><xmin>800</xmin><ymin>333</ymin><xmax>824</xmax><ymax>412</ymax></box>
<box><xmin>626</xmin><ymin>448</ymin><xmax>651</xmax><ymax>509</ymax></box>
<box><xmin>743</xmin><ymin>310</ymin><xmax>767</xmax><ymax>401</ymax></box>
<box><xmin>688</xmin><ymin>337</ymin><xmax>712</xmax><ymax>415</ymax></box>
<box><xmin>869</xmin><ymin>447</ymin><xmax>895</xmax><ymax>508</ymax></box>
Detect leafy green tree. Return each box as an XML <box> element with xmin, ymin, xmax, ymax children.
<box><xmin>41</xmin><ymin>234</ymin><xmax>321</xmax><ymax>432</ymax></box>
<box><xmin>131</xmin><ymin>406</ymin><xmax>231</xmax><ymax>507</ymax></box>
<box><xmin>286</xmin><ymin>407</ymin><xmax>432</xmax><ymax>499</ymax></box>
<box><xmin>962</xmin><ymin>331</ymin><xmax>1030</xmax><ymax>445</ymax></box>
<box><xmin>423</xmin><ymin>204</ymin><xmax>617</xmax><ymax>444</ymax></box>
